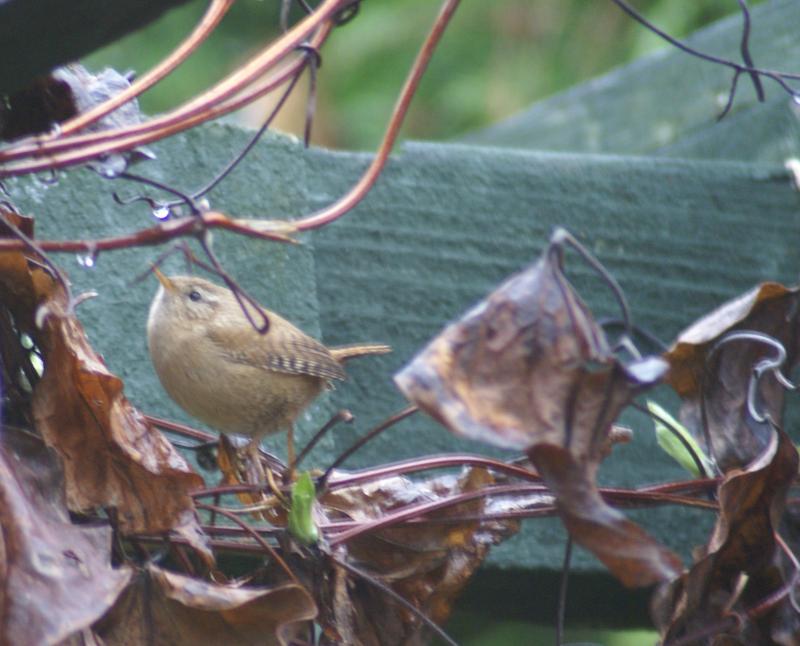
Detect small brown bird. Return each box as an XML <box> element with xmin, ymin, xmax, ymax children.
<box><xmin>146</xmin><ymin>271</ymin><xmax>390</xmax><ymax>471</ymax></box>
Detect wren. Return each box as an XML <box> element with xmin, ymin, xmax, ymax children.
<box><xmin>146</xmin><ymin>271</ymin><xmax>390</xmax><ymax>470</ymax></box>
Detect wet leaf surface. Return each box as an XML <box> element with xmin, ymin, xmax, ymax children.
<box><xmin>396</xmin><ymin>232</ymin><xmax>678</xmax><ymax>587</ymax></box>
<box><xmin>396</xmin><ymin>235</ymin><xmax>620</xmax><ymax>454</ymax></box>
<box><xmin>0</xmin><ymin>426</ymin><xmax>131</xmax><ymax>645</ymax></box>
<box><xmin>531</xmin><ymin>444</ymin><xmax>683</xmax><ymax>588</ymax></box>
<box><xmin>0</xmin><ymin>223</ymin><xmax>209</xmax><ymax>551</ymax></box>
<box><xmin>97</xmin><ymin>564</ymin><xmax>317</xmax><ymax>646</ymax></box>
<box><xmin>664</xmin><ymin>282</ymin><xmax>800</xmax><ymax>472</ymax></box>
<box><xmin>316</xmin><ymin>467</ymin><xmax>518</xmax><ymax>645</ymax></box>
<box><xmin>32</xmin><ymin>293</ymin><xmax>208</xmax><ymax>541</ymax></box>
<box><xmin>653</xmin><ymin>427</ymin><xmax>799</xmax><ymax>643</ymax></box>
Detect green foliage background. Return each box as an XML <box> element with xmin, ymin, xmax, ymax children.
<box><xmin>86</xmin><ymin>0</ymin><xmax>763</xmax><ymax>150</ymax></box>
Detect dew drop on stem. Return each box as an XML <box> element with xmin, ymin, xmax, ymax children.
<box><xmin>76</xmin><ymin>245</ymin><xmax>98</xmax><ymax>269</ymax></box>
<box><xmin>153</xmin><ymin>205</ymin><xmax>171</xmax><ymax>220</ymax></box>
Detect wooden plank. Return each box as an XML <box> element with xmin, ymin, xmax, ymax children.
<box><xmin>309</xmin><ymin>140</ymin><xmax>800</xmax><ymax>569</ymax></box>
<box><xmin>6</xmin><ymin>125</ymin><xmax>800</xmax><ymax>570</ymax></box>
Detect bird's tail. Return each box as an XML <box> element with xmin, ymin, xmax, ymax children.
<box><xmin>330</xmin><ymin>343</ymin><xmax>392</xmax><ymax>362</ymax></box>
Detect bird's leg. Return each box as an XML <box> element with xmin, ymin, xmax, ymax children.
<box><xmin>264</xmin><ymin>467</ymin><xmax>286</xmax><ymax>506</ymax></box>
<box><xmin>285</xmin><ymin>423</ymin><xmax>296</xmax><ymax>484</ymax></box>
<box><xmin>246</xmin><ymin>438</ymin><xmax>287</xmax><ymax>506</ymax></box>
<box><xmin>245</xmin><ymin>438</ymin><xmax>267</xmax><ymax>485</ymax></box>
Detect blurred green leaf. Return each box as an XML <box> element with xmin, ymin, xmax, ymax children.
<box><xmin>648</xmin><ymin>400</ymin><xmax>713</xmax><ymax>477</ymax></box>
<box><xmin>80</xmin><ymin>0</ymin><xmax>761</xmax><ymax>150</ymax></box>
<box><xmin>288</xmin><ymin>471</ymin><xmax>318</xmax><ymax>545</ymax></box>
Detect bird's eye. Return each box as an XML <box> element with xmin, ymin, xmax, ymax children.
<box><xmin>188</xmin><ymin>290</ymin><xmax>202</xmax><ymax>302</ymax></box>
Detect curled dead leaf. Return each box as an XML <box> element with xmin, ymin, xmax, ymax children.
<box><xmin>664</xmin><ymin>282</ymin><xmax>800</xmax><ymax>471</ymax></box>
<box><xmin>653</xmin><ymin>427</ymin><xmax>799</xmax><ymax>643</ymax></box>
<box><xmin>395</xmin><ymin>230</ymin><xmax>665</xmax><ymax>460</ymax></box>
<box><xmin>0</xmin><ymin>223</ymin><xmax>209</xmax><ymax>560</ymax></box>
<box><xmin>31</xmin><ymin>290</ymin><xmax>208</xmax><ymax>540</ymax></box>
<box><xmin>96</xmin><ymin>564</ymin><xmax>316</xmax><ymax>646</ymax></box>
<box><xmin>318</xmin><ymin>467</ymin><xmax>518</xmax><ymax>644</ymax></box>
<box><xmin>530</xmin><ymin>444</ymin><xmax>682</xmax><ymax>587</ymax></box>
<box><xmin>395</xmin><ymin>231</ymin><xmax>675</xmax><ymax>587</ymax></box>
<box><xmin>0</xmin><ymin>427</ymin><xmax>131</xmax><ymax>645</ymax></box>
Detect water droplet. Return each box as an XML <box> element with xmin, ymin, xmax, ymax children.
<box><xmin>37</xmin><ymin>170</ymin><xmax>59</xmax><ymax>186</ymax></box>
<box><xmin>153</xmin><ymin>205</ymin><xmax>171</xmax><ymax>220</ymax></box>
<box><xmin>793</xmin><ymin>94</ymin><xmax>800</xmax><ymax>107</ymax></box>
<box><xmin>76</xmin><ymin>246</ymin><xmax>98</xmax><ymax>269</ymax></box>
<box><xmin>76</xmin><ymin>254</ymin><xmax>95</xmax><ymax>268</ymax></box>
<box><xmin>91</xmin><ymin>153</ymin><xmax>127</xmax><ymax>179</ymax></box>
<box><xmin>197</xmin><ymin>198</ymin><xmax>211</xmax><ymax>211</ymax></box>
<box><xmin>30</xmin><ymin>352</ymin><xmax>44</xmax><ymax>377</ymax></box>
<box><xmin>35</xmin><ymin>303</ymin><xmax>52</xmax><ymax>328</ymax></box>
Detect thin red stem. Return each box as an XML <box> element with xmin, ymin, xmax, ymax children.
<box><xmin>293</xmin><ymin>0</ymin><xmax>462</xmax><ymax>231</ymax></box>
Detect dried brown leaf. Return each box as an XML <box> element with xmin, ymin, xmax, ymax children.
<box><xmin>531</xmin><ymin>444</ymin><xmax>682</xmax><ymax>587</ymax></box>
<box><xmin>395</xmin><ymin>232</ymin><xmax>665</xmax><ymax>460</ymax></box>
<box><xmin>33</xmin><ymin>292</ymin><xmax>208</xmax><ymax>540</ymax></box>
<box><xmin>55</xmin><ymin>628</ymin><xmax>106</xmax><ymax>646</ymax></box>
<box><xmin>318</xmin><ymin>467</ymin><xmax>518</xmax><ymax>645</ymax></box>
<box><xmin>653</xmin><ymin>427</ymin><xmax>799</xmax><ymax>643</ymax></box>
<box><xmin>96</xmin><ymin>564</ymin><xmax>316</xmax><ymax>646</ymax></box>
<box><xmin>0</xmin><ymin>239</ymin><xmax>209</xmax><ymax>559</ymax></box>
<box><xmin>396</xmin><ymin>232</ymin><xmax>675</xmax><ymax>587</ymax></box>
<box><xmin>665</xmin><ymin>283</ymin><xmax>800</xmax><ymax>471</ymax></box>
<box><xmin>0</xmin><ymin>427</ymin><xmax>131</xmax><ymax>645</ymax></box>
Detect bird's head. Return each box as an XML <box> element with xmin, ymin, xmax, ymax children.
<box><xmin>149</xmin><ymin>270</ymin><xmax>228</xmax><ymax>325</ymax></box>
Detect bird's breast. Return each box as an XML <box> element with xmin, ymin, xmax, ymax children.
<box><xmin>148</xmin><ymin>326</ymin><xmax>325</xmax><ymax>437</ymax></box>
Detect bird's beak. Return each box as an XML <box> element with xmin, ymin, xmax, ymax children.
<box><xmin>153</xmin><ymin>267</ymin><xmax>176</xmax><ymax>292</ymax></box>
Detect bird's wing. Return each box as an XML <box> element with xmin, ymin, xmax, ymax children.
<box><xmin>207</xmin><ymin>315</ymin><xmax>346</xmax><ymax>381</ymax></box>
